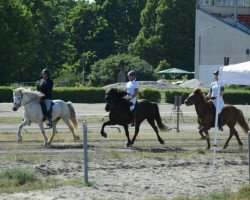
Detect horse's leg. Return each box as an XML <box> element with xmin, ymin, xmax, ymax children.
<box><xmin>146</xmin><ymin>118</ymin><xmax>164</xmax><ymax>145</ymax></box>
<box><xmin>233</xmin><ymin>128</ymin><xmax>244</xmax><ymax>150</ymax></box>
<box><xmin>38</xmin><ymin>122</ymin><xmax>48</xmax><ymax>145</ymax></box>
<box><xmin>123</xmin><ymin>124</ymin><xmax>132</xmax><ymax>147</ymax></box>
<box><xmin>17</xmin><ymin>120</ymin><xmax>29</xmax><ymax>142</ymax></box>
<box><xmin>100</xmin><ymin>121</ymin><xmax>116</xmax><ymax>138</ymax></box>
<box><xmin>48</xmin><ymin>118</ymin><xmax>61</xmax><ymax>145</ymax></box>
<box><xmin>198</xmin><ymin>127</ymin><xmax>206</xmax><ymax>140</ymax></box>
<box><xmin>199</xmin><ymin>127</ymin><xmax>210</xmax><ymax>149</ymax></box>
<box><xmin>204</xmin><ymin>130</ymin><xmax>210</xmax><ymax>149</ymax></box>
<box><xmin>61</xmin><ymin>118</ymin><xmax>80</xmax><ymax>141</ymax></box>
<box><xmin>223</xmin><ymin>126</ymin><xmax>243</xmax><ymax>149</ymax></box>
<box><xmin>130</xmin><ymin>121</ymin><xmax>142</xmax><ymax>146</ymax></box>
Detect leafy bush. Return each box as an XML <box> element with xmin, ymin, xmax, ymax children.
<box><xmin>0</xmin><ymin>86</ymin><xmax>15</xmax><ymax>102</ymax></box>
<box><xmin>88</xmin><ymin>53</ymin><xmax>156</xmax><ymax>86</ymax></box>
<box><xmin>139</xmin><ymin>89</ymin><xmax>161</xmax><ymax>103</ymax></box>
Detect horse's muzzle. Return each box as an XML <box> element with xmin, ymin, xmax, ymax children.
<box><xmin>105</xmin><ymin>103</ymin><xmax>112</xmax><ymax>112</ymax></box>
<box><xmin>184</xmin><ymin>100</ymin><xmax>191</xmax><ymax>106</ymax></box>
<box><xmin>12</xmin><ymin>104</ymin><xmax>19</xmax><ymax>111</ymax></box>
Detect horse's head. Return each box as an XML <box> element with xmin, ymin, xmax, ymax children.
<box><xmin>184</xmin><ymin>88</ymin><xmax>206</xmax><ymax>106</ymax></box>
<box><xmin>12</xmin><ymin>88</ymin><xmax>24</xmax><ymax>111</ymax></box>
<box><xmin>12</xmin><ymin>88</ymin><xmax>44</xmax><ymax>111</ymax></box>
<box><xmin>104</xmin><ymin>88</ymin><xmax>128</xmax><ymax>111</ymax></box>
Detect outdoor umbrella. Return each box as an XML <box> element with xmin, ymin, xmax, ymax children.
<box><xmin>157</xmin><ymin>68</ymin><xmax>194</xmax><ymax>79</ymax></box>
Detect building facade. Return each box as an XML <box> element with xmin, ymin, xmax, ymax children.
<box><xmin>195</xmin><ymin>0</ymin><xmax>250</xmax><ymax>83</ymax></box>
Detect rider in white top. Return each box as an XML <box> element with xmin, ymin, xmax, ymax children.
<box><xmin>125</xmin><ymin>70</ymin><xmax>139</xmax><ymax>126</ymax></box>
<box><xmin>207</xmin><ymin>70</ymin><xmax>224</xmax><ymax>131</ymax></box>
<box><xmin>125</xmin><ymin>70</ymin><xmax>139</xmax><ymax>111</ymax></box>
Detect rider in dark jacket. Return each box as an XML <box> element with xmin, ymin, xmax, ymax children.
<box><xmin>37</xmin><ymin>68</ymin><xmax>54</xmax><ymax>127</ymax></box>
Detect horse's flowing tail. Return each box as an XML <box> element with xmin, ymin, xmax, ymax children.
<box><xmin>153</xmin><ymin>103</ymin><xmax>169</xmax><ymax>130</ymax></box>
<box><xmin>67</xmin><ymin>102</ymin><xmax>78</xmax><ymax>129</ymax></box>
<box><xmin>237</xmin><ymin>109</ymin><xmax>249</xmax><ymax>133</ymax></box>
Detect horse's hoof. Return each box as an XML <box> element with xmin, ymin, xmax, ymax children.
<box><xmin>100</xmin><ymin>132</ymin><xmax>107</xmax><ymax>138</ymax></box>
<box><xmin>74</xmin><ymin>135</ymin><xmax>80</xmax><ymax>141</ymax></box>
<box><xmin>126</xmin><ymin>143</ymin><xmax>132</xmax><ymax>148</ymax></box>
<box><xmin>159</xmin><ymin>139</ymin><xmax>164</xmax><ymax>145</ymax></box>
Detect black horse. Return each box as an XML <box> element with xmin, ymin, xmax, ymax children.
<box><xmin>100</xmin><ymin>88</ymin><xmax>169</xmax><ymax>147</ymax></box>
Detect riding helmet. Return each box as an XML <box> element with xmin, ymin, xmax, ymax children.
<box><xmin>213</xmin><ymin>70</ymin><xmax>219</xmax><ymax>75</ymax></box>
<box><xmin>127</xmin><ymin>70</ymin><xmax>136</xmax><ymax>77</ymax></box>
<box><xmin>42</xmin><ymin>68</ymin><xmax>51</xmax><ymax>75</ymax></box>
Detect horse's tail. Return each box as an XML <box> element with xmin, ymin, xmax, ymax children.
<box><xmin>67</xmin><ymin>102</ymin><xmax>78</xmax><ymax>129</ymax></box>
<box><xmin>237</xmin><ymin>109</ymin><xmax>249</xmax><ymax>134</ymax></box>
<box><xmin>153</xmin><ymin>103</ymin><xmax>169</xmax><ymax>131</ymax></box>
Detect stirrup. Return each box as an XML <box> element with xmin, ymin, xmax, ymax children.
<box><xmin>131</xmin><ymin>122</ymin><xmax>135</xmax><ymax>127</ymax></box>
<box><xmin>46</xmin><ymin>122</ymin><xmax>52</xmax><ymax>128</ymax></box>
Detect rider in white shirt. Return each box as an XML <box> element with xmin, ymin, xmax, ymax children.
<box><xmin>207</xmin><ymin>70</ymin><xmax>224</xmax><ymax>131</ymax></box>
<box><xmin>125</xmin><ymin>70</ymin><xmax>139</xmax><ymax>126</ymax></box>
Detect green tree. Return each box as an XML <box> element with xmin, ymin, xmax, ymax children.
<box><xmin>23</xmin><ymin>0</ymin><xmax>77</xmax><ymax>78</ymax></box>
<box><xmin>96</xmin><ymin>0</ymin><xmax>146</xmax><ymax>49</ymax></box>
<box><xmin>131</xmin><ymin>0</ymin><xmax>195</xmax><ymax>71</ymax></box>
<box><xmin>0</xmin><ymin>0</ymin><xmax>38</xmax><ymax>84</ymax></box>
<box><xmin>88</xmin><ymin>54</ymin><xmax>156</xmax><ymax>86</ymax></box>
<box><xmin>69</xmin><ymin>1</ymin><xmax>115</xmax><ymax>75</ymax></box>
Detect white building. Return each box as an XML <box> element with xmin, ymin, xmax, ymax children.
<box><xmin>195</xmin><ymin>0</ymin><xmax>250</xmax><ymax>84</ymax></box>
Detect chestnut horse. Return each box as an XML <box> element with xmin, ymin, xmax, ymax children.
<box><xmin>100</xmin><ymin>88</ymin><xmax>169</xmax><ymax>147</ymax></box>
<box><xmin>184</xmin><ymin>88</ymin><xmax>249</xmax><ymax>149</ymax></box>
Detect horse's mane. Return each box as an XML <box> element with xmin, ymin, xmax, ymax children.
<box><xmin>106</xmin><ymin>88</ymin><xmax>131</xmax><ymax>106</ymax></box>
<box><xmin>194</xmin><ymin>88</ymin><xmax>206</xmax><ymax>100</ymax></box>
<box><xmin>106</xmin><ymin>88</ymin><xmax>128</xmax><ymax>98</ymax></box>
<box><xmin>14</xmin><ymin>87</ymin><xmax>44</xmax><ymax>102</ymax></box>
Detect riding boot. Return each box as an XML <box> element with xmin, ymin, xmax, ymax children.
<box><xmin>218</xmin><ymin>113</ymin><xmax>223</xmax><ymax>131</ymax></box>
<box><xmin>46</xmin><ymin>109</ymin><xmax>52</xmax><ymax>128</ymax></box>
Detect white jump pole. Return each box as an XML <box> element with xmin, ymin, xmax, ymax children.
<box><xmin>212</xmin><ymin>68</ymin><xmax>222</xmax><ymax>174</ymax></box>
<box><xmin>248</xmin><ymin>131</ymin><xmax>250</xmax><ymax>184</ymax></box>
<box><xmin>82</xmin><ymin>121</ymin><xmax>88</xmax><ymax>184</ymax></box>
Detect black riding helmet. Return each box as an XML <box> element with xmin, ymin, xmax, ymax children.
<box><xmin>127</xmin><ymin>70</ymin><xmax>136</xmax><ymax>77</ymax></box>
<box><xmin>213</xmin><ymin>70</ymin><xmax>219</xmax><ymax>75</ymax></box>
<box><xmin>42</xmin><ymin>68</ymin><xmax>51</xmax><ymax>76</ymax></box>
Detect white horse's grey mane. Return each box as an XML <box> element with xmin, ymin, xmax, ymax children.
<box><xmin>14</xmin><ymin>87</ymin><xmax>44</xmax><ymax>102</ymax></box>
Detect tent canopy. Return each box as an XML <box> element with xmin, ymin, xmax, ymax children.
<box><xmin>220</xmin><ymin>61</ymin><xmax>250</xmax><ymax>85</ymax></box>
<box><xmin>158</xmin><ymin>68</ymin><xmax>194</xmax><ymax>74</ymax></box>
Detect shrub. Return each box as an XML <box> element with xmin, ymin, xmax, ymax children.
<box><xmin>88</xmin><ymin>54</ymin><xmax>156</xmax><ymax>86</ymax></box>
<box><xmin>139</xmin><ymin>89</ymin><xmax>161</xmax><ymax>103</ymax></box>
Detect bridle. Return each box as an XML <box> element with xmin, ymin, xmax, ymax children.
<box><xmin>13</xmin><ymin>91</ymin><xmax>35</xmax><ymax>109</ymax></box>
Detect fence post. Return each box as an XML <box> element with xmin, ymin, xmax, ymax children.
<box><xmin>83</xmin><ymin>121</ymin><xmax>88</xmax><ymax>185</ymax></box>
<box><xmin>174</xmin><ymin>95</ymin><xmax>182</xmax><ymax>132</ymax></box>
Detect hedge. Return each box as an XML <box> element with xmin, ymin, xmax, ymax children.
<box><xmin>0</xmin><ymin>86</ymin><xmax>106</xmax><ymax>103</ymax></box>
<box><xmin>139</xmin><ymin>88</ymin><xmax>161</xmax><ymax>103</ymax></box>
<box><xmin>164</xmin><ymin>88</ymin><xmax>250</xmax><ymax>105</ymax></box>
<box><xmin>0</xmin><ymin>86</ymin><xmax>161</xmax><ymax>103</ymax></box>
<box><xmin>2</xmin><ymin>86</ymin><xmax>250</xmax><ymax>104</ymax></box>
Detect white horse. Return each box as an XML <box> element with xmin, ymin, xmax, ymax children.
<box><xmin>12</xmin><ymin>88</ymin><xmax>80</xmax><ymax>145</ymax></box>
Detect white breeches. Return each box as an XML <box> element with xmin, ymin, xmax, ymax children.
<box><xmin>212</xmin><ymin>98</ymin><xmax>224</xmax><ymax>114</ymax></box>
<box><xmin>130</xmin><ymin>97</ymin><xmax>137</xmax><ymax>111</ymax></box>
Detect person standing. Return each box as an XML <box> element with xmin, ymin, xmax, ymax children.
<box><xmin>125</xmin><ymin>70</ymin><xmax>139</xmax><ymax>126</ymax></box>
<box><xmin>207</xmin><ymin>70</ymin><xmax>224</xmax><ymax>131</ymax></box>
<box><xmin>37</xmin><ymin>68</ymin><xmax>54</xmax><ymax>128</ymax></box>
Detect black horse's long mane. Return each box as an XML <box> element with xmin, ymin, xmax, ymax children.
<box><xmin>106</xmin><ymin>88</ymin><xmax>131</xmax><ymax>106</ymax></box>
